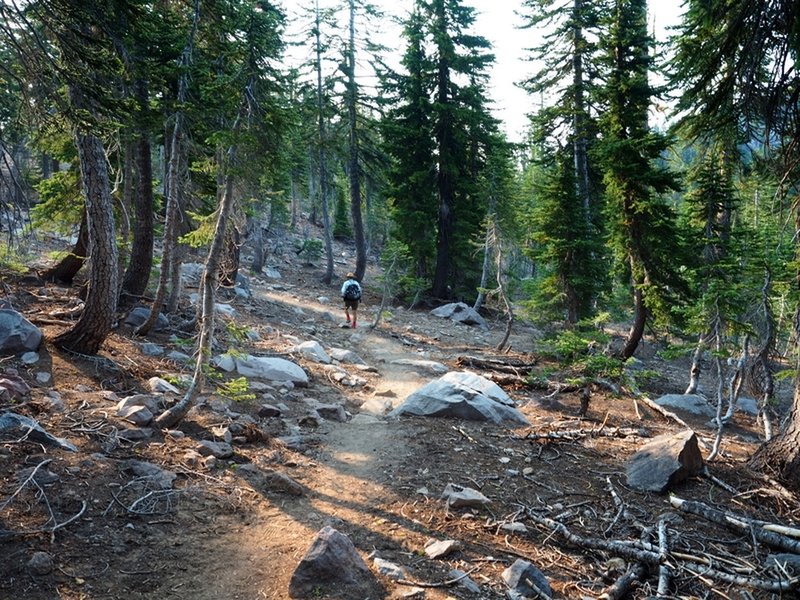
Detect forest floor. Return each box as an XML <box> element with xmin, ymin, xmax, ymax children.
<box><xmin>1</xmin><ymin>224</ymin><xmax>800</xmax><ymax>600</ymax></box>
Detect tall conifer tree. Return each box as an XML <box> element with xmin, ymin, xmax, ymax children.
<box><xmin>594</xmin><ymin>0</ymin><xmax>683</xmax><ymax>358</ymax></box>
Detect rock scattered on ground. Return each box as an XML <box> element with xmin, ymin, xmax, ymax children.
<box><xmin>626</xmin><ymin>429</ymin><xmax>704</xmax><ymax>493</ymax></box>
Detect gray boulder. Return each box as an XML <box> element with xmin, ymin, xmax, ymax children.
<box><xmin>293</xmin><ymin>341</ymin><xmax>332</xmax><ymax>364</ymax></box>
<box><xmin>441</xmin><ymin>483</ymin><xmax>491</xmax><ymax>508</ymax></box>
<box><xmin>328</xmin><ymin>348</ymin><xmax>366</xmax><ymax>365</ymax></box>
<box><xmin>502</xmin><ymin>559</ymin><xmax>552</xmax><ymax>599</ymax></box>
<box><xmin>654</xmin><ymin>394</ymin><xmax>715</xmax><ymax>417</ymax></box>
<box><xmin>125</xmin><ymin>307</ymin><xmax>169</xmax><ymax>331</ymax></box>
<box><xmin>626</xmin><ymin>430</ymin><xmax>704</xmax><ymax>493</ymax></box>
<box><xmin>389</xmin><ymin>371</ymin><xmax>529</xmax><ymax>426</ymax></box>
<box><xmin>233</xmin><ymin>355</ymin><xmax>308</xmax><ymax>386</ymax></box>
<box><xmin>0</xmin><ymin>412</ymin><xmax>76</xmax><ymax>451</ymax></box>
<box><xmin>0</xmin><ymin>309</ymin><xmax>42</xmax><ymax>354</ymax></box>
<box><xmin>288</xmin><ymin>526</ymin><xmax>382</xmax><ymax>599</ymax></box>
<box><xmin>430</xmin><ymin>302</ymin><xmax>488</xmax><ymax>329</ymax></box>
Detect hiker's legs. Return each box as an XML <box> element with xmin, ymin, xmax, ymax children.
<box><xmin>344</xmin><ymin>305</ymin><xmax>351</xmax><ymax>323</ymax></box>
<box><xmin>351</xmin><ymin>306</ymin><xmax>357</xmax><ymax>328</ymax></box>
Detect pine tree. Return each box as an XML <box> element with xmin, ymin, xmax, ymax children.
<box><xmin>518</xmin><ymin>0</ymin><xmax>607</xmax><ymax>324</ymax></box>
<box><xmin>594</xmin><ymin>0</ymin><xmax>683</xmax><ymax>359</ymax></box>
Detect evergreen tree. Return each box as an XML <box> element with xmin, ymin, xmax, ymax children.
<box><xmin>381</xmin><ymin>6</ymin><xmax>437</xmax><ymax>281</ymax></box>
<box><xmin>594</xmin><ymin>0</ymin><xmax>683</xmax><ymax>359</ymax></box>
<box><xmin>382</xmin><ymin>0</ymin><xmax>498</xmax><ymax>299</ymax></box>
<box><xmin>517</xmin><ymin>0</ymin><xmax>608</xmax><ymax>323</ymax></box>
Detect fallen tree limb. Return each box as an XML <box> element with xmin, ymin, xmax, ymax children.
<box><xmin>636</xmin><ymin>396</ymin><xmax>692</xmax><ymax>429</ymax></box>
<box><xmin>681</xmin><ymin>563</ymin><xmax>799</xmax><ymax>592</ymax></box>
<box><xmin>516</xmin><ymin>426</ymin><xmax>645</xmax><ymax>443</ymax></box>
<box><xmin>524</xmin><ymin>509</ymin><xmax>662</xmax><ymax>565</ymax></box>
<box><xmin>598</xmin><ymin>563</ymin><xmax>647</xmax><ymax>600</ymax></box>
<box><xmin>455</xmin><ymin>355</ymin><xmax>538</xmax><ymax>374</ymax></box>
<box><xmin>670</xmin><ymin>496</ymin><xmax>800</xmax><ymax>554</ymax></box>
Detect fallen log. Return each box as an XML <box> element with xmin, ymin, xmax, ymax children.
<box><xmin>670</xmin><ymin>496</ymin><xmax>800</xmax><ymax>554</ymax></box>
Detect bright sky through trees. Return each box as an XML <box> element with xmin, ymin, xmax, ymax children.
<box><xmin>280</xmin><ymin>0</ymin><xmax>685</xmax><ymax>142</ymax></box>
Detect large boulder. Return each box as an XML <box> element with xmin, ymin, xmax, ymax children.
<box><xmin>430</xmin><ymin>302</ymin><xmax>488</xmax><ymax>329</ymax></box>
<box><xmin>0</xmin><ymin>309</ymin><xmax>42</xmax><ymax>354</ymax></box>
<box><xmin>626</xmin><ymin>430</ymin><xmax>704</xmax><ymax>493</ymax></box>
<box><xmin>288</xmin><ymin>526</ymin><xmax>382</xmax><ymax>599</ymax></box>
<box><xmin>654</xmin><ymin>394</ymin><xmax>715</xmax><ymax>417</ymax></box>
<box><xmin>389</xmin><ymin>371</ymin><xmax>529</xmax><ymax>426</ymax></box>
<box><xmin>233</xmin><ymin>354</ymin><xmax>309</xmax><ymax>386</ymax></box>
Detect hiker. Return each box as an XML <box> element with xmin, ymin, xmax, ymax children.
<box><xmin>341</xmin><ymin>272</ymin><xmax>362</xmax><ymax>328</ymax></box>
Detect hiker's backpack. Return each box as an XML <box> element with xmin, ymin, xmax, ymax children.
<box><xmin>343</xmin><ymin>281</ymin><xmax>361</xmax><ymax>301</ymax></box>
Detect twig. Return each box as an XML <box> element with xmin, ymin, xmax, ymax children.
<box><xmin>0</xmin><ymin>458</ymin><xmax>51</xmax><ymax>512</ymax></box>
<box><xmin>395</xmin><ymin>566</ymin><xmax>479</xmax><ymax>588</ymax></box>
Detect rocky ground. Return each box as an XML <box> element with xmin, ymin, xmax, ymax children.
<box><xmin>1</xmin><ymin>226</ymin><xmax>799</xmax><ymax>600</ymax></box>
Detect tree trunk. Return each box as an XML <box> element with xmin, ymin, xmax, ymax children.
<box><xmin>315</xmin><ymin>0</ymin><xmax>334</xmax><ymax>285</ymax></box>
<box><xmin>136</xmin><ymin>0</ymin><xmax>198</xmax><ymax>335</ymax></box>
<box><xmin>347</xmin><ymin>0</ymin><xmax>367</xmax><ymax>282</ymax></box>
<box><xmin>121</xmin><ymin>131</ymin><xmax>155</xmax><ymax>299</ymax></box>
<box><xmin>572</xmin><ymin>0</ymin><xmax>591</xmax><ymax>220</ymax></box>
<box><xmin>156</xmin><ymin>145</ymin><xmax>237</xmax><ymax>428</ymax></box>
<box><xmin>473</xmin><ymin>221</ymin><xmax>491</xmax><ymax>312</ymax></box>
<box><xmin>250</xmin><ymin>218</ymin><xmax>265</xmax><ymax>274</ymax></box>
<box><xmin>619</xmin><ymin>283</ymin><xmax>646</xmax><ymax>360</ymax></box>
<box><xmin>54</xmin><ymin>124</ymin><xmax>118</xmax><ymax>355</ymax></box>
<box><xmin>43</xmin><ymin>208</ymin><xmax>89</xmax><ymax>284</ymax></box>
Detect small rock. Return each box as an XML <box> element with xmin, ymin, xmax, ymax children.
<box><xmin>116</xmin><ymin>405</ymin><xmax>153</xmax><ymax>426</ymax></box>
<box><xmin>258</xmin><ymin>404</ymin><xmax>282</xmax><ymax>418</ymax></box>
<box><xmin>27</xmin><ymin>552</ymin><xmax>53</xmax><ymax>576</ymax></box>
<box><xmin>21</xmin><ymin>351</ymin><xmax>39</xmax><ymax>364</ymax></box>
<box><xmin>447</xmin><ymin>568</ymin><xmax>481</xmax><ymax>594</ymax></box>
<box><xmin>424</xmin><ymin>538</ymin><xmax>462</xmax><ymax>559</ymax></box>
<box><xmin>373</xmin><ymin>557</ymin><xmax>407</xmax><ymax>580</ymax></box>
<box><xmin>441</xmin><ymin>483</ymin><xmax>491</xmax><ymax>508</ymax></box>
<box><xmin>166</xmin><ymin>351</ymin><xmax>192</xmax><ymax>363</ymax></box>
<box><xmin>265</xmin><ymin>471</ymin><xmax>304</xmax><ymax>496</ymax></box>
<box><xmin>196</xmin><ymin>440</ymin><xmax>234</xmax><ymax>459</ymax></box>
<box><xmin>148</xmin><ymin>377</ymin><xmax>180</xmax><ymax>394</ymax></box>
<box><xmin>315</xmin><ymin>403</ymin><xmax>349</xmax><ymax>422</ymax></box>
<box><xmin>502</xmin><ymin>559</ymin><xmax>552</xmax><ymax>599</ymax></box>
<box><xmin>35</xmin><ymin>372</ymin><xmax>51</xmax><ymax>385</ymax></box>
<box><xmin>140</xmin><ymin>343</ymin><xmax>164</xmax><ymax>357</ymax></box>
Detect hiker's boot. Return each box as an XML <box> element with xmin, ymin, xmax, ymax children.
<box><xmin>351</xmin><ymin>321</ymin><xmax>357</xmax><ymax>328</ymax></box>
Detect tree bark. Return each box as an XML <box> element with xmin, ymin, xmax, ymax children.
<box><xmin>43</xmin><ymin>207</ymin><xmax>89</xmax><ymax>284</ymax></box>
<box><xmin>315</xmin><ymin>0</ymin><xmax>334</xmax><ymax>285</ymax></box>
<box><xmin>347</xmin><ymin>0</ymin><xmax>367</xmax><ymax>282</ymax></box>
<box><xmin>54</xmin><ymin>113</ymin><xmax>118</xmax><ymax>354</ymax></box>
<box><xmin>121</xmin><ymin>126</ymin><xmax>155</xmax><ymax>298</ymax></box>
<box><xmin>620</xmin><ymin>283</ymin><xmax>646</xmax><ymax>360</ymax></box>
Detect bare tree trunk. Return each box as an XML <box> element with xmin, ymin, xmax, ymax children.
<box><xmin>495</xmin><ymin>235</ymin><xmax>514</xmax><ymax>352</ymax></box>
<box><xmin>43</xmin><ymin>208</ymin><xmax>89</xmax><ymax>284</ymax></box>
<box><xmin>156</xmin><ymin>144</ymin><xmax>237</xmax><ymax>428</ymax></box>
<box><xmin>346</xmin><ymin>0</ymin><xmax>366</xmax><ymax>282</ymax></box>
<box><xmin>290</xmin><ymin>175</ymin><xmax>299</xmax><ymax>231</ymax></box>
<box><xmin>315</xmin><ymin>0</ymin><xmax>334</xmax><ymax>285</ymax></box>
<box><xmin>54</xmin><ymin>110</ymin><xmax>118</xmax><ymax>354</ymax></box>
<box><xmin>473</xmin><ymin>220</ymin><xmax>491</xmax><ymax>312</ymax></box>
<box><xmin>136</xmin><ymin>0</ymin><xmax>198</xmax><ymax>335</ymax></box>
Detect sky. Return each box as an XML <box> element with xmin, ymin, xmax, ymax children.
<box><xmin>283</xmin><ymin>1</ymin><xmax>686</xmax><ymax>143</ymax></box>
<box><xmin>463</xmin><ymin>1</ymin><xmax>686</xmax><ymax>142</ymax></box>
